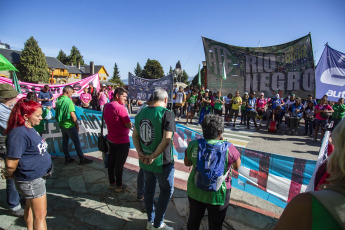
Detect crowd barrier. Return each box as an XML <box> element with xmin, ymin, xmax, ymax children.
<box><xmin>42</xmin><ymin>107</ymin><xmax>319</xmax><ymax>208</ymax></box>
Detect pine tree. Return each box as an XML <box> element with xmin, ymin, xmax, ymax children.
<box><xmin>168</xmin><ymin>66</ymin><xmax>173</xmax><ymax>75</ymax></box>
<box><xmin>18</xmin><ymin>36</ymin><xmax>50</xmax><ymax>83</ymax></box>
<box><xmin>57</xmin><ymin>50</ymin><xmax>68</xmax><ymax>65</ymax></box>
<box><xmin>134</xmin><ymin>62</ymin><xmax>142</xmax><ymax>77</ymax></box>
<box><xmin>109</xmin><ymin>63</ymin><xmax>124</xmax><ymax>86</ymax></box>
<box><xmin>141</xmin><ymin>59</ymin><xmax>164</xmax><ymax>79</ymax></box>
<box><xmin>67</xmin><ymin>46</ymin><xmax>84</xmax><ymax>65</ymax></box>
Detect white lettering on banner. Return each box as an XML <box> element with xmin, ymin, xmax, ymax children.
<box><xmin>326</xmin><ymin>90</ymin><xmax>345</xmax><ymax>98</ymax></box>
<box><xmin>132</xmin><ymin>78</ymin><xmax>149</xmax><ymax>88</ymax></box>
<box><xmin>207</xmin><ymin>45</ymin><xmax>233</xmax><ymax>75</ymax></box>
<box><xmin>245</xmin><ymin>69</ymin><xmax>315</xmax><ymax>92</ymax></box>
<box><xmin>246</xmin><ymin>55</ymin><xmax>276</xmax><ymax>74</ymax></box>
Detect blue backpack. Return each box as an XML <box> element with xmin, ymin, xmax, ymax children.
<box><xmin>194</xmin><ymin>139</ymin><xmax>232</xmax><ymax>192</ymax></box>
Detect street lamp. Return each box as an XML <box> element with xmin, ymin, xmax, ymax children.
<box><xmin>50</xmin><ymin>67</ymin><xmax>55</xmax><ymax>85</ymax></box>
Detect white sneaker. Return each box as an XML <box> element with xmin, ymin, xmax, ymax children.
<box><xmin>146</xmin><ymin>222</ymin><xmax>153</xmax><ymax>230</ymax></box>
<box><xmin>152</xmin><ymin>222</ymin><xmax>173</xmax><ymax>230</ymax></box>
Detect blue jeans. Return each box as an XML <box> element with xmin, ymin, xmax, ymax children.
<box><xmin>137</xmin><ymin>168</ymin><xmax>145</xmax><ymax>197</ymax></box>
<box><xmin>61</xmin><ymin>126</ymin><xmax>84</xmax><ymax>160</ymax></box>
<box><xmin>198</xmin><ymin>107</ymin><xmax>211</xmax><ymax>124</ymax></box>
<box><xmin>144</xmin><ymin>164</ymin><xmax>175</xmax><ymax>228</ymax></box>
<box><xmin>6</xmin><ymin>179</ymin><xmax>21</xmax><ymax>211</ymax></box>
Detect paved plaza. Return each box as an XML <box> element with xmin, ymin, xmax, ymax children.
<box><xmin>0</xmin><ymin>108</ymin><xmax>322</xmax><ymax>230</ymax></box>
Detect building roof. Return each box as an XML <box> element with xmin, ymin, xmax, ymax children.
<box><xmin>80</xmin><ymin>65</ymin><xmax>104</xmax><ymax>74</ymax></box>
<box><xmin>0</xmin><ymin>48</ymin><xmax>67</xmax><ymax>69</ymax></box>
<box><xmin>46</xmin><ymin>56</ymin><xmax>68</xmax><ymax>69</ymax></box>
<box><xmin>66</xmin><ymin>65</ymin><xmax>82</xmax><ymax>74</ymax></box>
<box><xmin>0</xmin><ymin>48</ymin><xmax>21</xmax><ymax>63</ymax></box>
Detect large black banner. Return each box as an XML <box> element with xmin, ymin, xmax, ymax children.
<box><xmin>202</xmin><ymin>34</ymin><xmax>315</xmax><ymax>98</ymax></box>
<box><xmin>128</xmin><ymin>73</ymin><xmax>174</xmax><ymax>101</ymax></box>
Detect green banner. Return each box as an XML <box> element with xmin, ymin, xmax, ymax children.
<box><xmin>202</xmin><ymin>34</ymin><xmax>315</xmax><ymax>98</ymax></box>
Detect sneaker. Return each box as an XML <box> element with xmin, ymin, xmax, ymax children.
<box><xmin>146</xmin><ymin>222</ymin><xmax>153</xmax><ymax>230</ymax></box>
<box><xmin>79</xmin><ymin>158</ymin><xmax>93</xmax><ymax>165</ymax></box>
<box><xmin>108</xmin><ymin>183</ymin><xmax>116</xmax><ymax>190</ymax></box>
<box><xmin>65</xmin><ymin>158</ymin><xmax>75</xmax><ymax>164</ymax></box>
<box><xmin>152</xmin><ymin>222</ymin><xmax>173</xmax><ymax>230</ymax></box>
<box><xmin>137</xmin><ymin>194</ymin><xmax>144</xmax><ymax>201</ymax></box>
<box><xmin>10</xmin><ymin>208</ymin><xmax>24</xmax><ymax>217</ymax></box>
<box><xmin>115</xmin><ymin>184</ymin><xmax>128</xmax><ymax>192</ymax></box>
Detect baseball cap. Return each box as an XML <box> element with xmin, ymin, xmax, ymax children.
<box><xmin>102</xmin><ymin>84</ymin><xmax>106</xmax><ymax>87</ymax></box>
<box><xmin>0</xmin><ymin>84</ymin><xmax>19</xmax><ymax>99</ymax></box>
<box><xmin>244</xmin><ymin>92</ymin><xmax>248</xmax><ymax>95</ymax></box>
<box><xmin>276</xmin><ymin>94</ymin><xmax>280</xmax><ymax>98</ymax></box>
<box><xmin>205</xmin><ymin>89</ymin><xmax>209</xmax><ymax>92</ymax></box>
<box><xmin>291</xmin><ymin>94</ymin><xmax>295</xmax><ymax>97</ymax></box>
<box><xmin>260</xmin><ymin>92</ymin><xmax>264</xmax><ymax>96</ymax></box>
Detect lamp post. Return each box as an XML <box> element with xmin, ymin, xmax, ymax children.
<box><xmin>50</xmin><ymin>67</ymin><xmax>55</xmax><ymax>85</ymax></box>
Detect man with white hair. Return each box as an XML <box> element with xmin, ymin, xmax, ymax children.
<box><xmin>133</xmin><ymin>88</ymin><xmax>176</xmax><ymax>230</ymax></box>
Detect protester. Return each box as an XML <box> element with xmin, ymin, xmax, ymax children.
<box><xmin>38</xmin><ymin>85</ymin><xmax>54</xmax><ymax>108</ymax></box>
<box><xmin>331</xmin><ymin>98</ymin><xmax>345</xmax><ymax>129</ymax></box>
<box><xmin>0</xmin><ymin>84</ymin><xmax>24</xmax><ymax>217</ymax></box>
<box><xmin>229</xmin><ymin>91</ymin><xmax>242</xmax><ymax>128</ymax></box>
<box><xmin>107</xmin><ymin>86</ymin><xmax>114</xmax><ymax>101</ymax></box>
<box><xmin>287</xmin><ymin>97</ymin><xmax>303</xmax><ymax>134</ymax></box>
<box><xmin>271</xmin><ymin>94</ymin><xmax>284</xmax><ymax>122</ymax></box>
<box><xmin>224</xmin><ymin>93</ymin><xmax>233</xmax><ymax>121</ymax></box>
<box><xmin>104</xmin><ymin>87</ymin><xmax>132</xmax><ymax>192</ymax></box>
<box><xmin>132</xmin><ymin>88</ymin><xmax>175</xmax><ymax>230</ymax></box>
<box><xmin>71</xmin><ymin>88</ymin><xmax>79</xmax><ymax>98</ymax></box>
<box><xmin>285</xmin><ymin>94</ymin><xmax>295</xmax><ymax>111</ymax></box>
<box><xmin>274</xmin><ymin>118</ymin><xmax>345</xmax><ymax>230</ymax></box>
<box><xmin>184</xmin><ymin>114</ymin><xmax>241</xmax><ymax>230</ymax></box>
<box><xmin>213</xmin><ymin>91</ymin><xmax>224</xmax><ymax>116</ymax></box>
<box><xmin>246</xmin><ymin>92</ymin><xmax>258</xmax><ymax>129</ymax></box>
<box><xmin>55</xmin><ymin>85</ymin><xmax>93</xmax><ymax>164</ymax></box>
<box><xmin>173</xmin><ymin>86</ymin><xmax>186</xmax><ymax>121</ymax></box>
<box><xmin>186</xmin><ymin>89</ymin><xmax>198</xmax><ymax>124</ymax></box>
<box><xmin>98</xmin><ymin>84</ymin><xmax>109</xmax><ymax>111</ymax></box>
<box><xmin>313</xmin><ymin>97</ymin><xmax>334</xmax><ymax>142</ymax></box>
<box><xmin>198</xmin><ymin>89</ymin><xmax>212</xmax><ymax>125</ymax></box>
<box><xmin>4</xmin><ymin>98</ymin><xmax>52</xmax><ymax>229</ymax></box>
<box><xmin>303</xmin><ymin>94</ymin><xmax>317</xmax><ymax>109</ymax></box>
<box><xmin>240</xmin><ymin>92</ymin><xmax>248</xmax><ymax>125</ymax></box>
<box><xmin>256</xmin><ymin>93</ymin><xmax>267</xmax><ymax>127</ymax></box>
<box><xmin>80</xmin><ymin>87</ymin><xmax>92</xmax><ymax>109</ymax></box>
<box><xmin>304</xmin><ymin>101</ymin><xmax>315</xmax><ymax>137</ymax></box>
<box><xmin>27</xmin><ymin>92</ymin><xmax>46</xmax><ymax>135</ymax></box>
<box><xmin>88</xmin><ymin>82</ymin><xmax>98</xmax><ymax>110</ymax></box>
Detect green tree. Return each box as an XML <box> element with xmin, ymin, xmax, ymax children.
<box><xmin>134</xmin><ymin>62</ymin><xmax>142</xmax><ymax>77</ymax></box>
<box><xmin>191</xmin><ymin>66</ymin><xmax>206</xmax><ymax>88</ymax></box>
<box><xmin>18</xmin><ymin>36</ymin><xmax>50</xmax><ymax>83</ymax></box>
<box><xmin>180</xmin><ymin>70</ymin><xmax>189</xmax><ymax>84</ymax></box>
<box><xmin>109</xmin><ymin>63</ymin><xmax>124</xmax><ymax>86</ymax></box>
<box><xmin>67</xmin><ymin>46</ymin><xmax>84</xmax><ymax>65</ymax></box>
<box><xmin>168</xmin><ymin>66</ymin><xmax>173</xmax><ymax>75</ymax></box>
<box><xmin>57</xmin><ymin>50</ymin><xmax>68</xmax><ymax>65</ymax></box>
<box><xmin>141</xmin><ymin>59</ymin><xmax>164</xmax><ymax>79</ymax></box>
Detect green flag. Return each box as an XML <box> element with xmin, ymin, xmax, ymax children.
<box><xmin>222</xmin><ymin>61</ymin><xmax>227</xmax><ymax>80</ymax></box>
<box><xmin>0</xmin><ymin>54</ymin><xmax>18</xmax><ymax>72</ymax></box>
<box><xmin>12</xmin><ymin>71</ymin><xmax>22</xmax><ymax>94</ymax></box>
<box><xmin>198</xmin><ymin>64</ymin><xmax>201</xmax><ymax>86</ymax></box>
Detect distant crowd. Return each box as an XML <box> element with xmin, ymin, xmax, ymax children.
<box><xmin>170</xmin><ymin>85</ymin><xmax>344</xmax><ymax>142</ymax></box>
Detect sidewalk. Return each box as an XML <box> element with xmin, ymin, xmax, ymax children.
<box><xmin>0</xmin><ymin>152</ymin><xmax>278</xmax><ymax>230</ymax></box>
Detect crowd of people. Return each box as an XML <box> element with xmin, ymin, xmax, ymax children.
<box><xmin>171</xmin><ymin>85</ymin><xmax>345</xmax><ymax>142</ymax></box>
<box><xmin>0</xmin><ymin>81</ymin><xmax>344</xmax><ymax>230</ymax></box>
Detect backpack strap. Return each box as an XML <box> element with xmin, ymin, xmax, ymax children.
<box><xmin>309</xmin><ymin>188</ymin><xmax>345</xmax><ymax>228</ymax></box>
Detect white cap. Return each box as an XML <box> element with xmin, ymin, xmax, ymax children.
<box><xmin>276</xmin><ymin>94</ymin><xmax>280</xmax><ymax>98</ymax></box>
<box><xmin>261</xmin><ymin>92</ymin><xmax>264</xmax><ymax>96</ymax></box>
<box><xmin>244</xmin><ymin>92</ymin><xmax>248</xmax><ymax>95</ymax></box>
<box><xmin>205</xmin><ymin>89</ymin><xmax>209</xmax><ymax>92</ymax></box>
<box><xmin>102</xmin><ymin>84</ymin><xmax>106</xmax><ymax>87</ymax></box>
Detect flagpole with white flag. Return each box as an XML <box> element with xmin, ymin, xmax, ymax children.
<box><xmin>220</xmin><ymin>60</ymin><xmax>227</xmax><ymax>92</ymax></box>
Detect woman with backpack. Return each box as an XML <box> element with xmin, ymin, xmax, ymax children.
<box><xmin>184</xmin><ymin>114</ymin><xmax>241</xmax><ymax>230</ymax></box>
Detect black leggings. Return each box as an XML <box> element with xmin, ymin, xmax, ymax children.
<box><xmin>187</xmin><ymin>189</ymin><xmax>230</xmax><ymax>230</ymax></box>
<box><xmin>107</xmin><ymin>141</ymin><xmax>130</xmax><ymax>186</ymax></box>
